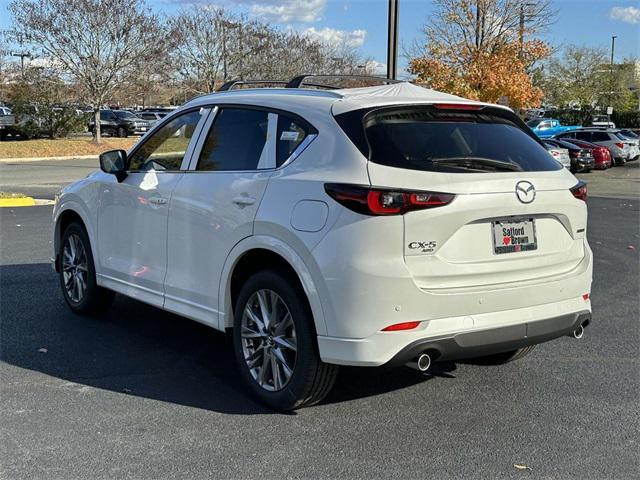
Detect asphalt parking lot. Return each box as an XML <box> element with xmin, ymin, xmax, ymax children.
<box><xmin>0</xmin><ymin>169</ymin><xmax>638</xmax><ymax>479</ymax></box>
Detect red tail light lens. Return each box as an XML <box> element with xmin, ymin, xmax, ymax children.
<box><xmin>433</xmin><ymin>103</ymin><xmax>483</xmax><ymax>111</ymax></box>
<box><xmin>570</xmin><ymin>181</ymin><xmax>587</xmax><ymax>201</ymax></box>
<box><xmin>615</xmin><ymin>142</ymin><xmax>624</xmax><ymax>148</ymax></box>
<box><xmin>325</xmin><ymin>184</ymin><xmax>455</xmax><ymax>215</ymax></box>
<box><xmin>381</xmin><ymin>321</ymin><xmax>420</xmax><ymax>332</ymax></box>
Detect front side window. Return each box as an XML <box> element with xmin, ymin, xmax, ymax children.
<box><xmin>100</xmin><ymin>111</ymin><xmax>116</xmax><ymax>121</ymax></box>
<box><xmin>197</xmin><ymin>108</ymin><xmax>269</xmax><ymax>171</ymax></box>
<box><xmin>128</xmin><ymin>110</ymin><xmax>202</xmax><ymax>171</ymax></box>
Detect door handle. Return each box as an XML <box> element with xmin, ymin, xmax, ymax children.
<box><xmin>149</xmin><ymin>196</ymin><xmax>168</xmax><ymax>205</ymax></box>
<box><xmin>232</xmin><ymin>196</ymin><xmax>256</xmax><ymax>206</ymax></box>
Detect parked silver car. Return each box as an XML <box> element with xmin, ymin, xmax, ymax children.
<box><xmin>543</xmin><ymin>140</ymin><xmax>571</xmax><ymax>169</ymax></box>
<box><xmin>556</xmin><ymin>129</ymin><xmax>632</xmax><ymax>166</ymax></box>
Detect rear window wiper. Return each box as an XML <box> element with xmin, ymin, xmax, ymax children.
<box><xmin>429</xmin><ymin>157</ymin><xmax>523</xmax><ymax>172</ymax></box>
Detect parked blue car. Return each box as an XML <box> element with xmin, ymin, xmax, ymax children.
<box><xmin>526</xmin><ymin>118</ymin><xmax>582</xmax><ymax>138</ymax></box>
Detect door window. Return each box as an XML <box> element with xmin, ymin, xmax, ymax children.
<box><xmin>197</xmin><ymin>108</ymin><xmax>270</xmax><ymax>171</ymax></box>
<box><xmin>128</xmin><ymin>110</ymin><xmax>202</xmax><ymax>171</ymax></box>
<box><xmin>591</xmin><ymin>132</ymin><xmax>611</xmax><ymax>142</ymax></box>
<box><xmin>575</xmin><ymin>131</ymin><xmax>592</xmax><ymax>141</ymax></box>
<box><xmin>100</xmin><ymin>111</ymin><xmax>116</xmax><ymax>121</ymax></box>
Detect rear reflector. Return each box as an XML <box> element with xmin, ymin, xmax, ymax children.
<box><xmin>381</xmin><ymin>321</ymin><xmax>420</xmax><ymax>332</ymax></box>
<box><xmin>570</xmin><ymin>181</ymin><xmax>587</xmax><ymax>201</ymax></box>
<box><xmin>583</xmin><ymin>293</ymin><xmax>590</xmax><ymax>301</ymax></box>
<box><xmin>325</xmin><ymin>184</ymin><xmax>455</xmax><ymax>216</ymax></box>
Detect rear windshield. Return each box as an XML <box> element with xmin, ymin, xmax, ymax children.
<box><xmin>336</xmin><ymin>106</ymin><xmax>562</xmax><ymax>173</ymax></box>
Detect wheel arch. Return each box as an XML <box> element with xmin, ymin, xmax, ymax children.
<box><xmin>54</xmin><ymin>202</ymin><xmax>97</xmax><ymax>272</ymax></box>
<box><xmin>219</xmin><ymin>236</ymin><xmax>327</xmax><ymax>336</ymax></box>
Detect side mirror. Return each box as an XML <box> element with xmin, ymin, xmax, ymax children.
<box><xmin>99</xmin><ymin>149</ymin><xmax>128</xmax><ymax>182</ymax></box>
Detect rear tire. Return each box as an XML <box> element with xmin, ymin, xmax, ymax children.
<box><xmin>59</xmin><ymin>222</ymin><xmax>115</xmax><ymax>315</ymax></box>
<box><xmin>116</xmin><ymin>127</ymin><xmax>127</xmax><ymax>138</ymax></box>
<box><xmin>232</xmin><ymin>270</ymin><xmax>338</xmax><ymax>411</ymax></box>
<box><xmin>467</xmin><ymin>345</ymin><xmax>536</xmax><ymax>365</ymax></box>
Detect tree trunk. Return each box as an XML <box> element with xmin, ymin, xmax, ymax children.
<box><xmin>93</xmin><ymin>108</ymin><xmax>102</xmax><ymax>144</ymax></box>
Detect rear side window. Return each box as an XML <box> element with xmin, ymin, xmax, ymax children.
<box><xmin>197</xmin><ymin>108</ymin><xmax>269</xmax><ymax>171</ymax></box>
<box><xmin>574</xmin><ymin>131</ymin><xmax>591</xmax><ymax>141</ymax></box>
<box><xmin>346</xmin><ymin>107</ymin><xmax>561</xmax><ymax>173</ymax></box>
<box><xmin>276</xmin><ymin>114</ymin><xmax>310</xmax><ymax>167</ymax></box>
<box><xmin>591</xmin><ymin>132</ymin><xmax>610</xmax><ymax>142</ymax></box>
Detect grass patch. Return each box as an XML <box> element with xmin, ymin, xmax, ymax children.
<box><xmin>0</xmin><ymin>136</ymin><xmax>138</xmax><ymax>159</ymax></box>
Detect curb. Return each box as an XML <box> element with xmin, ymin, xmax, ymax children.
<box><xmin>0</xmin><ymin>197</ymin><xmax>54</xmax><ymax>207</ymax></box>
<box><xmin>0</xmin><ymin>154</ymin><xmax>98</xmax><ymax>163</ymax></box>
<box><xmin>0</xmin><ymin>196</ymin><xmax>36</xmax><ymax>207</ymax></box>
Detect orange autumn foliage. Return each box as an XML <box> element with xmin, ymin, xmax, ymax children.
<box><xmin>410</xmin><ymin>40</ymin><xmax>550</xmax><ymax>110</ymax></box>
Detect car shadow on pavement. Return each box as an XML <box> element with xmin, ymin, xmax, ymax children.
<box><xmin>1</xmin><ymin>263</ymin><xmax>446</xmax><ymax>415</ymax></box>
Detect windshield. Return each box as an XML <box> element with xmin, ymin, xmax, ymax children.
<box><xmin>115</xmin><ymin>110</ymin><xmax>138</xmax><ymax>120</ymax></box>
<box><xmin>351</xmin><ymin>107</ymin><xmax>561</xmax><ymax>173</ymax></box>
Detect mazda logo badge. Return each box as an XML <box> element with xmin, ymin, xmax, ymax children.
<box><xmin>515</xmin><ymin>181</ymin><xmax>536</xmax><ymax>204</ymax></box>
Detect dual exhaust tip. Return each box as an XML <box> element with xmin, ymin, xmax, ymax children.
<box><xmin>407</xmin><ymin>353</ymin><xmax>432</xmax><ymax>372</ymax></box>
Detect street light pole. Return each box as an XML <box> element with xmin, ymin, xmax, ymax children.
<box><xmin>386</xmin><ymin>0</ymin><xmax>399</xmax><ymax>80</ymax></box>
<box><xmin>609</xmin><ymin>35</ymin><xmax>617</xmax><ymax>110</ymax></box>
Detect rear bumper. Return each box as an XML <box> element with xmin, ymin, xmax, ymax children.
<box><xmin>317</xmin><ymin>296</ymin><xmax>592</xmax><ymax>367</ymax></box>
<box><xmin>385</xmin><ymin>310</ymin><xmax>591</xmax><ymax>365</ymax></box>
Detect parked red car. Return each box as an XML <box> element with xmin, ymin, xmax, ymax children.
<box><xmin>561</xmin><ymin>138</ymin><xmax>612</xmax><ymax>169</ymax></box>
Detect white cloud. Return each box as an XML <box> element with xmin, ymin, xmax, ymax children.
<box><xmin>250</xmin><ymin>0</ymin><xmax>326</xmax><ymax>23</ymax></box>
<box><xmin>365</xmin><ymin>60</ymin><xmax>387</xmax><ymax>75</ymax></box>
<box><xmin>302</xmin><ymin>26</ymin><xmax>366</xmax><ymax>48</ymax></box>
<box><xmin>609</xmin><ymin>6</ymin><xmax>640</xmax><ymax>24</ymax></box>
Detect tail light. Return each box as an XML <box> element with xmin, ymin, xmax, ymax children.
<box><xmin>550</xmin><ymin>150</ymin><xmax>559</xmax><ymax>157</ymax></box>
<box><xmin>570</xmin><ymin>181</ymin><xmax>587</xmax><ymax>201</ymax></box>
<box><xmin>325</xmin><ymin>184</ymin><xmax>455</xmax><ymax>216</ymax></box>
<box><xmin>615</xmin><ymin>142</ymin><xmax>624</xmax><ymax>148</ymax></box>
<box><xmin>433</xmin><ymin>103</ymin><xmax>483</xmax><ymax>111</ymax></box>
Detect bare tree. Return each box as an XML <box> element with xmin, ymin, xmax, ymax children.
<box><xmin>9</xmin><ymin>0</ymin><xmax>167</xmax><ymax>142</ymax></box>
<box><xmin>170</xmin><ymin>5</ymin><xmax>371</xmax><ymax>94</ymax></box>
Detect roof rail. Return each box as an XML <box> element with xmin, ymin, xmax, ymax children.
<box><xmin>286</xmin><ymin>74</ymin><xmax>403</xmax><ymax>89</ymax></box>
<box><xmin>216</xmin><ymin>80</ymin><xmax>288</xmax><ymax>92</ymax></box>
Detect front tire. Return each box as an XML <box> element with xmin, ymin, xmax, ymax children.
<box><xmin>233</xmin><ymin>270</ymin><xmax>338</xmax><ymax>411</ymax></box>
<box><xmin>59</xmin><ymin>222</ymin><xmax>115</xmax><ymax>315</ymax></box>
<box><xmin>116</xmin><ymin>126</ymin><xmax>127</xmax><ymax>138</ymax></box>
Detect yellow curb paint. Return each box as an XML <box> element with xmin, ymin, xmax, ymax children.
<box><xmin>0</xmin><ymin>197</ymin><xmax>37</xmax><ymax>207</ymax></box>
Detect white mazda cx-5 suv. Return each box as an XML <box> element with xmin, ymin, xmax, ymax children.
<box><xmin>52</xmin><ymin>82</ymin><xmax>593</xmax><ymax>410</ymax></box>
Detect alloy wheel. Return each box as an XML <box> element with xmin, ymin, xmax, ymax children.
<box><xmin>61</xmin><ymin>233</ymin><xmax>89</xmax><ymax>304</ymax></box>
<box><xmin>240</xmin><ymin>289</ymin><xmax>297</xmax><ymax>391</ymax></box>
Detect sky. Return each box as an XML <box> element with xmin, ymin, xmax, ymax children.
<box><xmin>1</xmin><ymin>0</ymin><xmax>639</xmax><ymax>76</ymax></box>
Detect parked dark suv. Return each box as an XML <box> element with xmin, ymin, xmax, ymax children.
<box><xmin>88</xmin><ymin>109</ymin><xmax>150</xmax><ymax>137</ymax></box>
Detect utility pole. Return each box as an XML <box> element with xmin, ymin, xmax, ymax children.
<box><xmin>386</xmin><ymin>0</ymin><xmax>399</xmax><ymax>80</ymax></box>
<box><xmin>518</xmin><ymin>2</ymin><xmax>535</xmax><ymax>58</ymax></box>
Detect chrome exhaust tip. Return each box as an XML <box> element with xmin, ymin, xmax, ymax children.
<box><xmin>573</xmin><ymin>324</ymin><xmax>584</xmax><ymax>339</ymax></box>
<box><xmin>416</xmin><ymin>353</ymin><xmax>431</xmax><ymax>372</ymax></box>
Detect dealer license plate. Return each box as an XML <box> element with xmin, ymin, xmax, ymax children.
<box><xmin>492</xmin><ymin>218</ymin><xmax>537</xmax><ymax>254</ymax></box>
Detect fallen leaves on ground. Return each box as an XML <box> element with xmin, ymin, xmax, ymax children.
<box><xmin>0</xmin><ymin>137</ymin><xmax>137</xmax><ymax>159</ymax></box>
<box><xmin>514</xmin><ymin>464</ymin><xmax>532</xmax><ymax>471</ymax></box>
